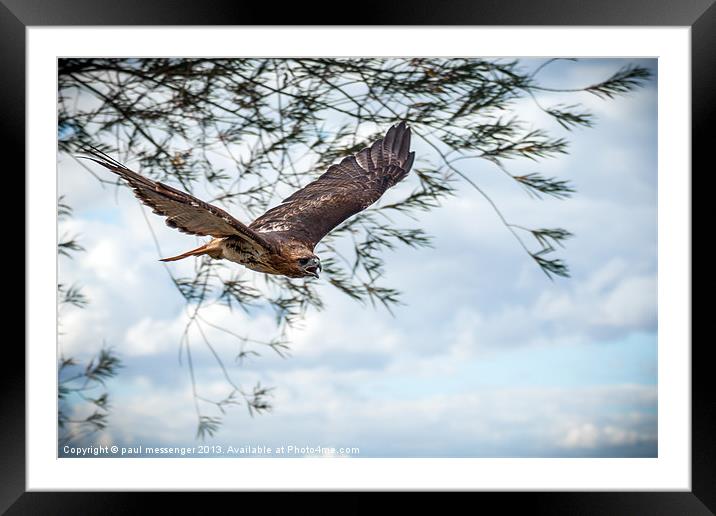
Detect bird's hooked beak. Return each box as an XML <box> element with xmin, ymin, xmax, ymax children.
<box><xmin>305</xmin><ymin>258</ymin><xmax>322</xmax><ymax>278</ymax></box>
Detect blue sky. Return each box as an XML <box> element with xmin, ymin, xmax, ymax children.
<box><xmin>58</xmin><ymin>58</ymin><xmax>658</xmax><ymax>458</ymax></box>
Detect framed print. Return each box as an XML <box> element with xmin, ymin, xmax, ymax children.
<box><xmin>7</xmin><ymin>0</ymin><xmax>710</xmax><ymax>512</ymax></box>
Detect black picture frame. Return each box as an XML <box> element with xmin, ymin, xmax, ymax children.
<box><xmin>6</xmin><ymin>0</ymin><xmax>709</xmax><ymax>512</ymax></box>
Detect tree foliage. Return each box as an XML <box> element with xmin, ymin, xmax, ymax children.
<box><xmin>57</xmin><ymin>58</ymin><xmax>651</xmax><ymax>438</ymax></box>
<box><xmin>57</xmin><ymin>196</ymin><xmax>123</xmax><ymax>446</ymax></box>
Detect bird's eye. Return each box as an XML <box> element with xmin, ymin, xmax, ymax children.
<box><xmin>298</xmin><ymin>258</ymin><xmax>311</xmax><ymax>266</ymax></box>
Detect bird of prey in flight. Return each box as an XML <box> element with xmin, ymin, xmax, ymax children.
<box><xmin>83</xmin><ymin>122</ymin><xmax>415</xmax><ymax>280</ymax></box>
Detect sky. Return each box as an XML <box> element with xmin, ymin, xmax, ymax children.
<box><xmin>57</xmin><ymin>58</ymin><xmax>658</xmax><ymax>458</ymax></box>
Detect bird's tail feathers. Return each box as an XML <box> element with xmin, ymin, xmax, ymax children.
<box><xmin>160</xmin><ymin>242</ymin><xmax>215</xmax><ymax>262</ymax></box>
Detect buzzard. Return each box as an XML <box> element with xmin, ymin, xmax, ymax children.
<box><xmin>83</xmin><ymin>122</ymin><xmax>415</xmax><ymax>279</ymax></box>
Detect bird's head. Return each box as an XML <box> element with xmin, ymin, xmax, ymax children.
<box><xmin>280</xmin><ymin>242</ymin><xmax>321</xmax><ymax>279</ymax></box>
<box><xmin>297</xmin><ymin>255</ymin><xmax>322</xmax><ymax>279</ymax></box>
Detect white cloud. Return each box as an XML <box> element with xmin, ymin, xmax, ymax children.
<box><xmin>104</xmin><ymin>371</ymin><xmax>656</xmax><ymax>456</ymax></box>
<box><xmin>561</xmin><ymin>421</ymin><xmax>654</xmax><ymax>450</ymax></box>
<box><xmin>124</xmin><ymin>316</ymin><xmax>185</xmax><ymax>356</ymax></box>
<box><xmin>563</xmin><ymin>423</ymin><xmax>600</xmax><ymax>448</ymax></box>
<box><xmin>534</xmin><ymin>260</ymin><xmax>657</xmax><ymax>339</ymax></box>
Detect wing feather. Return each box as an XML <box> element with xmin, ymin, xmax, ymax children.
<box><xmin>81</xmin><ymin>148</ymin><xmax>273</xmax><ymax>251</ymax></box>
<box><xmin>249</xmin><ymin>122</ymin><xmax>415</xmax><ymax>247</ymax></box>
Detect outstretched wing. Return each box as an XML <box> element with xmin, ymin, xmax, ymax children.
<box><xmin>81</xmin><ymin>148</ymin><xmax>273</xmax><ymax>251</ymax></box>
<box><xmin>249</xmin><ymin>122</ymin><xmax>416</xmax><ymax>248</ymax></box>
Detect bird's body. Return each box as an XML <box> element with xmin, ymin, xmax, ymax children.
<box><xmin>197</xmin><ymin>235</ymin><xmax>317</xmax><ymax>278</ymax></box>
<box><xmin>172</xmin><ymin>237</ymin><xmax>276</xmax><ymax>274</ymax></box>
<box><xmin>219</xmin><ymin>237</ymin><xmax>272</xmax><ymax>273</ymax></box>
<box><xmin>83</xmin><ymin>122</ymin><xmax>415</xmax><ymax>279</ymax></box>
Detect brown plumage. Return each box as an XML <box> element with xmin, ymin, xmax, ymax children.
<box><xmin>82</xmin><ymin>122</ymin><xmax>415</xmax><ymax>279</ymax></box>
